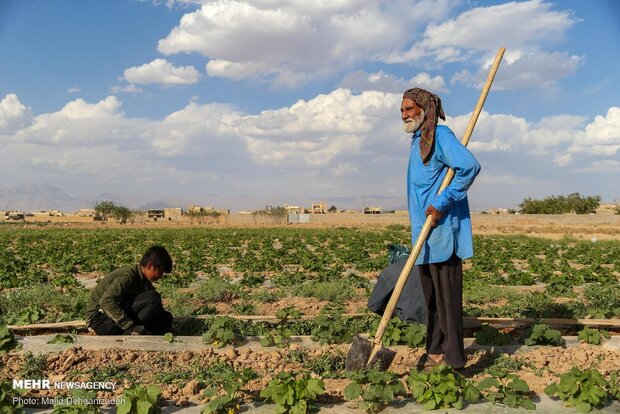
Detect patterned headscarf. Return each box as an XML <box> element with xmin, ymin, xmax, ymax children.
<box><xmin>403</xmin><ymin>88</ymin><xmax>445</xmax><ymax>164</ymax></box>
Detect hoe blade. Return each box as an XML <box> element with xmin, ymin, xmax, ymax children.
<box><xmin>345</xmin><ymin>335</ymin><xmax>396</xmax><ymax>371</ymax></box>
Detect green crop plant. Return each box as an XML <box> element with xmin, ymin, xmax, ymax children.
<box><xmin>483</xmin><ymin>354</ymin><xmax>527</xmax><ymax>378</ymax></box>
<box><xmin>202</xmin><ymin>317</ymin><xmax>243</xmax><ymax>348</ymax></box>
<box><xmin>474</xmin><ymin>324</ymin><xmax>513</xmax><ymax>346</ymax></box>
<box><xmin>117</xmin><ymin>385</ymin><xmax>162</xmax><ymax>414</ymax></box>
<box><xmin>260</xmin><ymin>371</ymin><xmax>324</xmax><ymax>414</ymax></box>
<box><xmin>578</xmin><ymin>326</ymin><xmax>611</xmax><ymax>345</ymax></box>
<box><xmin>47</xmin><ymin>334</ymin><xmax>76</xmax><ymax>344</ymax></box>
<box><xmin>545</xmin><ymin>368</ymin><xmax>612</xmax><ymax>413</ymax></box>
<box><xmin>0</xmin><ymin>325</ymin><xmax>17</xmax><ymax>353</ymax></box>
<box><xmin>51</xmin><ymin>390</ymin><xmax>100</xmax><ymax>414</ymax></box>
<box><xmin>344</xmin><ymin>368</ymin><xmax>406</xmax><ymax>413</ymax></box>
<box><xmin>523</xmin><ymin>324</ymin><xmax>565</xmax><ymax>346</ymax></box>
<box><xmin>0</xmin><ymin>380</ymin><xmax>25</xmax><ymax>414</ymax></box>
<box><xmin>407</xmin><ymin>364</ymin><xmax>479</xmax><ymax>410</ymax></box>
<box><xmin>260</xmin><ymin>306</ymin><xmax>302</xmax><ymax>348</ymax></box>
<box><xmin>310</xmin><ymin>315</ymin><xmax>358</xmax><ymax>345</ymax></box>
<box><xmin>478</xmin><ymin>373</ymin><xmax>535</xmax><ymax>410</ymax></box>
<box><xmin>19</xmin><ymin>352</ymin><xmax>47</xmax><ymax>378</ymax></box>
<box><xmin>201</xmin><ymin>368</ymin><xmax>257</xmax><ymax>414</ymax></box>
<box><xmin>368</xmin><ymin>317</ymin><xmax>425</xmax><ymax>348</ymax></box>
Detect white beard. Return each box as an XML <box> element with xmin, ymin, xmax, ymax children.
<box><xmin>403</xmin><ymin>110</ymin><xmax>425</xmax><ymax>134</ymax></box>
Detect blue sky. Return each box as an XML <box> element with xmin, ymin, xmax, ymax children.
<box><xmin>0</xmin><ymin>0</ymin><xmax>618</xmax><ymax>211</ymax></box>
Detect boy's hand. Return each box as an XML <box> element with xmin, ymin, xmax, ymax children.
<box><xmin>425</xmin><ymin>205</ymin><xmax>443</xmax><ymax>227</ymax></box>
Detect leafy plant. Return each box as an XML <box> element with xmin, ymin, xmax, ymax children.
<box><xmin>201</xmin><ymin>368</ymin><xmax>258</xmax><ymax>414</ymax></box>
<box><xmin>231</xmin><ymin>303</ymin><xmax>256</xmax><ymax>315</ymax></box>
<box><xmin>578</xmin><ymin>326</ymin><xmax>611</xmax><ymax>345</ymax></box>
<box><xmin>19</xmin><ymin>352</ymin><xmax>47</xmax><ymax>378</ymax></box>
<box><xmin>0</xmin><ymin>380</ymin><xmax>25</xmax><ymax>414</ymax></box>
<box><xmin>0</xmin><ymin>325</ymin><xmax>17</xmax><ymax>353</ymax></box>
<box><xmin>260</xmin><ymin>371</ymin><xmax>324</xmax><ymax>414</ymax></box>
<box><xmin>344</xmin><ymin>368</ymin><xmax>406</xmax><ymax>413</ymax></box>
<box><xmin>117</xmin><ymin>384</ymin><xmax>162</xmax><ymax>414</ymax></box>
<box><xmin>523</xmin><ymin>324</ymin><xmax>565</xmax><ymax>346</ymax></box>
<box><xmin>47</xmin><ymin>334</ymin><xmax>76</xmax><ymax>344</ymax></box>
<box><xmin>545</xmin><ymin>368</ymin><xmax>611</xmax><ymax>413</ymax></box>
<box><xmin>261</xmin><ymin>306</ymin><xmax>303</xmax><ymax>348</ymax></box>
<box><xmin>474</xmin><ymin>324</ymin><xmax>513</xmax><ymax>346</ymax></box>
<box><xmin>240</xmin><ymin>273</ymin><xmax>265</xmax><ymax>287</ymax></box>
<box><xmin>310</xmin><ymin>315</ymin><xmax>357</xmax><ymax>345</ymax></box>
<box><xmin>202</xmin><ymin>317</ymin><xmax>243</xmax><ymax>348</ymax></box>
<box><xmin>368</xmin><ymin>317</ymin><xmax>425</xmax><ymax>348</ymax></box>
<box><xmin>51</xmin><ymin>389</ymin><xmax>100</xmax><ymax>414</ymax></box>
<box><xmin>162</xmin><ymin>332</ymin><xmax>181</xmax><ymax>343</ymax></box>
<box><xmin>478</xmin><ymin>373</ymin><xmax>535</xmax><ymax>410</ymax></box>
<box><xmin>406</xmin><ymin>364</ymin><xmax>480</xmax><ymax>410</ymax></box>
<box><xmin>483</xmin><ymin>354</ymin><xmax>526</xmax><ymax>378</ymax></box>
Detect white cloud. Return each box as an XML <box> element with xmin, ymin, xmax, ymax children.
<box><xmin>390</xmin><ymin>1</ymin><xmax>581</xmax><ymax>90</ymax></box>
<box><xmin>67</xmin><ymin>86</ymin><xmax>81</xmax><ymax>93</ymax></box>
<box><xmin>157</xmin><ymin>0</ymin><xmax>452</xmax><ymax>85</ymax></box>
<box><xmin>123</xmin><ymin>58</ymin><xmax>200</xmax><ymax>85</ymax></box>
<box><xmin>421</xmin><ymin>0</ymin><xmax>576</xmax><ymax>53</ymax></box>
<box><xmin>3</xmin><ymin>89</ymin><xmax>618</xmax><ymax>209</ymax></box>
<box><xmin>110</xmin><ymin>84</ymin><xmax>144</xmax><ymax>94</ymax></box>
<box><xmin>451</xmin><ymin>51</ymin><xmax>584</xmax><ymax>90</ymax></box>
<box><xmin>340</xmin><ymin>70</ymin><xmax>447</xmax><ymax>94</ymax></box>
<box><xmin>0</xmin><ymin>94</ymin><xmax>34</xmax><ymax>135</ymax></box>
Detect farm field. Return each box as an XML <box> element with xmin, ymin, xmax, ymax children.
<box><xmin>1</xmin><ymin>222</ymin><xmax>619</xmax><ymax>412</ymax></box>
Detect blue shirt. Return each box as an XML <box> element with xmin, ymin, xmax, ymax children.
<box><xmin>407</xmin><ymin>125</ymin><xmax>481</xmax><ymax>264</ymax></box>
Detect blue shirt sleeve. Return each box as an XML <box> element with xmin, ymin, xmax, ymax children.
<box><xmin>431</xmin><ymin>126</ymin><xmax>481</xmax><ymax>213</ymax></box>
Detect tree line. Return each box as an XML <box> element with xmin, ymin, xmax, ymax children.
<box><xmin>518</xmin><ymin>193</ymin><xmax>601</xmax><ymax>214</ymax></box>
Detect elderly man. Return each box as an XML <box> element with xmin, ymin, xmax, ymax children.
<box><xmin>401</xmin><ymin>88</ymin><xmax>480</xmax><ymax>370</ymax></box>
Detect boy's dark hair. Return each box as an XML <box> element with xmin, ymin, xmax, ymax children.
<box><xmin>140</xmin><ymin>245</ymin><xmax>173</xmax><ymax>273</ymax></box>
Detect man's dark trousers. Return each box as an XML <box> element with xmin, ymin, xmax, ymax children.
<box><xmin>89</xmin><ymin>290</ymin><xmax>173</xmax><ymax>335</ymax></box>
<box><xmin>419</xmin><ymin>253</ymin><xmax>466</xmax><ymax>369</ymax></box>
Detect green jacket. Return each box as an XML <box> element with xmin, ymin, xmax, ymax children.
<box><xmin>85</xmin><ymin>264</ymin><xmax>154</xmax><ymax>329</ymax></box>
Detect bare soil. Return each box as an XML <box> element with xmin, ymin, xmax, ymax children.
<box><xmin>2</xmin><ymin>342</ymin><xmax>619</xmax><ymax>406</ymax></box>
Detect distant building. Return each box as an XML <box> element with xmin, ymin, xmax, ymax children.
<box><xmin>364</xmin><ymin>207</ymin><xmax>381</xmax><ymax>214</ymax></box>
<box><xmin>75</xmin><ymin>209</ymin><xmax>96</xmax><ymax>217</ymax></box>
<box><xmin>311</xmin><ymin>201</ymin><xmax>327</xmax><ymax>214</ymax></box>
<box><xmin>147</xmin><ymin>209</ymin><xmax>165</xmax><ymax>221</ymax></box>
<box><xmin>7</xmin><ymin>210</ymin><xmax>25</xmax><ymax>220</ymax></box>
<box><xmin>163</xmin><ymin>207</ymin><xmax>183</xmax><ymax>221</ymax></box>
<box><xmin>284</xmin><ymin>204</ymin><xmax>302</xmax><ymax>214</ymax></box>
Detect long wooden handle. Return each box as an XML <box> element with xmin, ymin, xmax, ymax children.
<box><xmin>372</xmin><ymin>47</ymin><xmax>505</xmax><ymax>346</ymax></box>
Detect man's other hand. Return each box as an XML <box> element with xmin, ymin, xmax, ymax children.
<box><xmin>425</xmin><ymin>205</ymin><xmax>443</xmax><ymax>227</ymax></box>
<box><xmin>126</xmin><ymin>324</ymin><xmax>151</xmax><ymax>336</ymax></box>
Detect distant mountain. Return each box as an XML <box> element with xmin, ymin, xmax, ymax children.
<box><xmin>0</xmin><ymin>183</ymin><xmax>193</xmax><ymax>213</ymax></box>
<box><xmin>0</xmin><ymin>184</ymin><xmax>84</xmax><ymax>212</ymax></box>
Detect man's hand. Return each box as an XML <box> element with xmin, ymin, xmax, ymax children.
<box><xmin>125</xmin><ymin>324</ymin><xmax>151</xmax><ymax>336</ymax></box>
<box><xmin>425</xmin><ymin>205</ymin><xmax>443</xmax><ymax>227</ymax></box>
